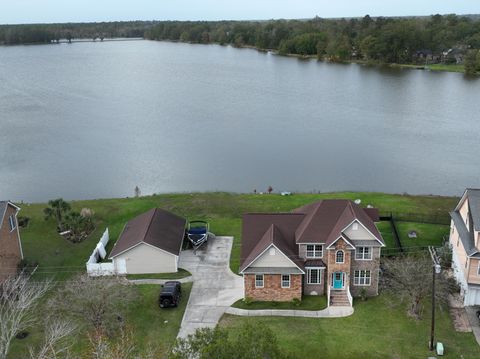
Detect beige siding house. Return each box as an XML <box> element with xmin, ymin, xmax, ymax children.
<box><xmin>109</xmin><ymin>208</ymin><xmax>186</xmax><ymax>274</ymax></box>
<box><xmin>240</xmin><ymin>200</ymin><xmax>385</xmax><ymax>306</ymax></box>
<box><xmin>449</xmin><ymin>189</ymin><xmax>480</xmax><ymax>306</ymax></box>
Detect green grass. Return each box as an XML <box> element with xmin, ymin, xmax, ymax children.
<box><xmin>396</xmin><ymin>222</ymin><xmax>449</xmax><ymax>251</ymax></box>
<box><xmin>126</xmin><ymin>268</ymin><xmax>192</xmax><ymax>280</ymax></box>
<box><xmin>18</xmin><ymin>192</ymin><xmax>457</xmax><ymax>276</ymax></box>
<box><xmin>375</xmin><ymin>221</ymin><xmax>396</xmax><ymax>249</ymax></box>
<box><xmin>232</xmin><ymin>295</ymin><xmax>327</xmax><ymax>311</ymax></box>
<box><xmin>8</xmin><ymin>283</ymin><xmax>191</xmax><ymax>358</ymax></box>
<box><xmin>220</xmin><ymin>295</ymin><xmax>480</xmax><ymax>359</ymax></box>
<box><xmin>427</xmin><ymin>63</ymin><xmax>465</xmax><ymax>73</ymax></box>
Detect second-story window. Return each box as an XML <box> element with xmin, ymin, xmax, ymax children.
<box><xmin>355</xmin><ymin>247</ymin><xmax>372</xmax><ymax>260</ymax></box>
<box><xmin>336</xmin><ymin>250</ymin><xmax>344</xmax><ymax>263</ymax></box>
<box><xmin>306</xmin><ymin>244</ymin><xmax>323</xmax><ymax>258</ymax></box>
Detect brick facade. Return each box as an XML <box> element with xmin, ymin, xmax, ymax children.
<box><xmin>350</xmin><ymin>247</ymin><xmax>381</xmax><ymax>296</ymax></box>
<box><xmin>326</xmin><ymin>238</ymin><xmax>352</xmax><ymax>289</ymax></box>
<box><xmin>0</xmin><ymin>204</ymin><xmax>22</xmax><ymax>282</ymax></box>
<box><xmin>244</xmin><ymin>274</ymin><xmax>302</xmax><ymax>301</ymax></box>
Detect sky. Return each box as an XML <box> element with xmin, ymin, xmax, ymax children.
<box><xmin>0</xmin><ymin>0</ymin><xmax>478</xmax><ymax>25</ymax></box>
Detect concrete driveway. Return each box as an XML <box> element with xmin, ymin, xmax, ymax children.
<box><xmin>177</xmin><ymin>236</ymin><xmax>244</xmax><ymax>338</ymax></box>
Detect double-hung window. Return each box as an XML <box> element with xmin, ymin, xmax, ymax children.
<box><xmin>355</xmin><ymin>247</ymin><xmax>372</xmax><ymax>260</ymax></box>
<box><xmin>306</xmin><ymin>244</ymin><xmax>323</xmax><ymax>258</ymax></box>
<box><xmin>281</xmin><ymin>275</ymin><xmax>290</xmax><ymax>288</ymax></box>
<box><xmin>8</xmin><ymin>215</ymin><xmax>16</xmax><ymax>231</ymax></box>
<box><xmin>354</xmin><ymin>270</ymin><xmax>371</xmax><ymax>286</ymax></box>
<box><xmin>255</xmin><ymin>274</ymin><xmax>264</xmax><ymax>288</ymax></box>
<box><xmin>307</xmin><ymin>268</ymin><xmax>322</xmax><ymax>284</ymax></box>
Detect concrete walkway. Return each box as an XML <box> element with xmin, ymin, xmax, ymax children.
<box><xmin>225</xmin><ymin>306</ymin><xmax>354</xmax><ymax>318</ymax></box>
<box><xmin>177</xmin><ymin>236</ymin><xmax>244</xmax><ymax>338</ymax></box>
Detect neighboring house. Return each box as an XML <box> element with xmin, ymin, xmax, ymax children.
<box><xmin>109</xmin><ymin>208</ymin><xmax>186</xmax><ymax>274</ymax></box>
<box><xmin>240</xmin><ymin>200</ymin><xmax>384</xmax><ymax>306</ymax></box>
<box><xmin>0</xmin><ymin>201</ymin><xmax>23</xmax><ymax>282</ymax></box>
<box><xmin>449</xmin><ymin>189</ymin><xmax>480</xmax><ymax>306</ymax></box>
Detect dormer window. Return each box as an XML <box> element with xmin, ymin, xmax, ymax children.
<box><xmin>352</xmin><ymin>222</ymin><xmax>359</xmax><ymax>231</ymax></box>
<box><xmin>306</xmin><ymin>244</ymin><xmax>323</xmax><ymax>258</ymax></box>
<box><xmin>8</xmin><ymin>215</ymin><xmax>16</xmax><ymax>231</ymax></box>
<box><xmin>336</xmin><ymin>250</ymin><xmax>344</xmax><ymax>263</ymax></box>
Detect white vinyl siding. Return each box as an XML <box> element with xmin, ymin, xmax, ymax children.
<box><xmin>355</xmin><ymin>247</ymin><xmax>372</xmax><ymax>260</ymax></box>
<box><xmin>113</xmin><ymin>243</ymin><xmax>177</xmax><ymax>274</ymax></box>
<box><xmin>281</xmin><ymin>274</ymin><xmax>290</xmax><ymax>288</ymax></box>
<box><xmin>307</xmin><ymin>268</ymin><xmax>322</xmax><ymax>284</ymax></box>
<box><xmin>354</xmin><ymin>270</ymin><xmax>371</xmax><ymax>286</ymax></box>
<box><xmin>306</xmin><ymin>244</ymin><xmax>323</xmax><ymax>258</ymax></box>
<box><xmin>255</xmin><ymin>274</ymin><xmax>264</xmax><ymax>288</ymax></box>
<box><xmin>249</xmin><ymin>245</ymin><xmax>294</xmax><ymax>268</ymax></box>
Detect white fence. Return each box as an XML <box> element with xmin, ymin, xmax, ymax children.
<box><xmin>86</xmin><ymin>228</ymin><xmax>127</xmax><ymax>276</ymax></box>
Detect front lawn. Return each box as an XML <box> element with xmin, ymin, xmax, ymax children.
<box><xmin>219</xmin><ymin>295</ymin><xmax>480</xmax><ymax>358</ymax></box>
<box><xmin>126</xmin><ymin>268</ymin><xmax>192</xmax><ymax>280</ymax></box>
<box><xmin>8</xmin><ymin>283</ymin><xmax>192</xmax><ymax>358</ymax></box>
<box><xmin>232</xmin><ymin>295</ymin><xmax>327</xmax><ymax>311</ymax></box>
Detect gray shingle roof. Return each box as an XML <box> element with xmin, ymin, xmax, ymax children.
<box><xmin>242</xmin><ymin>267</ymin><xmax>304</xmax><ymax>274</ymax></box>
<box><xmin>465</xmin><ymin>189</ymin><xmax>480</xmax><ymax>231</ymax></box>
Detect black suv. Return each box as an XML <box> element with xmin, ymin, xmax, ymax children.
<box><xmin>159</xmin><ymin>281</ymin><xmax>181</xmax><ymax>308</ymax></box>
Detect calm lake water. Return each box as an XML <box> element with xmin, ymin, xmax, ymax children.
<box><xmin>1</xmin><ymin>40</ymin><xmax>479</xmax><ymax>202</ymax></box>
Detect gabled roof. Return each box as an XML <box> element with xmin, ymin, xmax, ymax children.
<box><xmin>240</xmin><ymin>200</ymin><xmax>384</xmax><ymax>271</ymax></box>
<box><xmin>456</xmin><ymin>189</ymin><xmax>480</xmax><ymax>232</ymax></box>
<box><xmin>240</xmin><ymin>213</ymin><xmax>305</xmax><ymax>272</ymax></box>
<box><xmin>0</xmin><ymin>201</ymin><xmax>20</xmax><ymax>231</ymax></box>
<box><xmin>294</xmin><ymin>200</ymin><xmax>383</xmax><ymax>246</ymax></box>
<box><xmin>109</xmin><ymin>208</ymin><xmax>186</xmax><ymax>258</ymax></box>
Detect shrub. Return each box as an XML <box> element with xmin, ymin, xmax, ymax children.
<box><xmin>292</xmin><ymin>298</ymin><xmax>301</xmax><ymax>307</ymax></box>
<box><xmin>243</xmin><ymin>297</ymin><xmax>253</xmax><ymax>306</ymax></box>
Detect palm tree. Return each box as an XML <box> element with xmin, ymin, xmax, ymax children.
<box><xmin>43</xmin><ymin>198</ymin><xmax>71</xmax><ymax>232</ymax></box>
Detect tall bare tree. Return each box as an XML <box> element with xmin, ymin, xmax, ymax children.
<box><xmin>381</xmin><ymin>254</ymin><xmax>456</xmax><ymax>319</ymax></box>
<box><xmin>28</xmin><ymin>319</ymin><xmax>76</xmax><ymax>359</ymax></box>
<box><xmin>0</xmin><ymin>273</ymin><xmax>51</xmax><ymax>359</ymax></box>
<box><xmin>48</xmin><ymin>274</ymin><xmax>138</xmax><ymax>332</ymax></box>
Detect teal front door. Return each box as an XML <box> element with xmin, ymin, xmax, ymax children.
<box><xmin>333</xmin><ymin>272</ymin><xmax>343</xmax><ymax>289</ymax></box>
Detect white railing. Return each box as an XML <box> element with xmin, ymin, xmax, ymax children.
<box><xmin>347</xmin><ymin>286</ymin><xmax>353</xmax><ymax>307</ymax></box>
<box><xmin>86</xmin><ymin>228</ymin><xmax>127</xmax><ymax>276</ymax></box>
<box><xmin>327</xmin><ymin>285</ymin><xmax>331</xmax><ymax>308</ymax></box>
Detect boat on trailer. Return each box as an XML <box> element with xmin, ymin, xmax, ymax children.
<box><xmin>187</xmin><ymin>220</ymin><xmax>209</xmax><ymax>248</ymax></box>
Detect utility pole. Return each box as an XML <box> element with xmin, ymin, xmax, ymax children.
<box><xmin>428</xmin><ymin>246</ymin><xmax>441</xmax><ymax>351</ymax></box>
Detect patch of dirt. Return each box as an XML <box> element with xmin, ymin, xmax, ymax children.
<box><xmin>449</xmin><ymin>308</ymin><xmax>472</xmax><ymax>332</ymax></box>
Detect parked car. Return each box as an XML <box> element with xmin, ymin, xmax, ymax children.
<box><xmin>159</xmin><ymin>281</ymin><xmax>181</xmax><ymax>308</ymax></box>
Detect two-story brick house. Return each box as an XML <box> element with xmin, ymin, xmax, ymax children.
<box><xmin>240</xmin><ymin>199</ymin><xmax>384</xmax><ymax>306</ymax></box>
<box><xmin>449</xmin><ymin>189</ymin><xmax>480</xmax><ymax>306</ymax></box>
<box><xmin>0</xmin><ymin>201</ymin><xmax>23</xmax><ymax>282</ymax></box>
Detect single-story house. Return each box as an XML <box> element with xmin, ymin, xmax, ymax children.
<box><xmin>109</xmin><ymin>208</ymin><xmax>186</xmax><ymax>274</ymax></box>
<box><xmin>0</xmin><ymin>201</ymin><xmax>23</xmax><ymax>282</ymax></box>
<box><xmin>240</xmin><ymin>199</ymin><xmax>384</xmax><ymax>306</ymax></box>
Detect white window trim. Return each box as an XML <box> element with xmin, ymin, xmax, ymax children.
<box><xmin>8</xmin><ymin>215</ymin><xmax>16</xmax><ymax>232</ymax></box>
<box><xmin>355</xmin><ymin>246</ymin><xmax>372</xmax><ymax>261</ymax></box>
<box><xmin>307</xmin><ymin>268</ymin><xmax>322</xmax><ymax>284</ymax></box>
<box><xmin>305</xmin><ymin>244</ymin><xmax>323</xmax><ymax>258</ymax></box>
<box><xmin>335</xmin><ymin>250</ymin><xmax>344</xmax><ymax>264</ymax></box>
<box><xmin>255</xmin><ymin>274</ymin><xmax>264</xmax><ymax>288</ymax></box>
<box><xmin>281</xmin><ymin>274</ymin><xmax>290</xmax><ymax>288</ymax></box>
<box><xmin>477</xmin><ymin>263</ymin><xmax>480</xmax><ymax>276</ymax></box>
<box><xmin>353</xmin><ymin>270</ymin><xmax>371</xmax><ymax>286</ymax></box>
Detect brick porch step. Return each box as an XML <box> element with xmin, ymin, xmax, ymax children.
<box><xmin>330</xmin><ymin>290</ymin><xmax>351</xmax><ymax>306</ymax></box>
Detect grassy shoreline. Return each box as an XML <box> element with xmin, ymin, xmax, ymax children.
<box><xmin>17</xmin><ymin>191</ymin><xmax>457</xmax><ymax>277</ymax></box>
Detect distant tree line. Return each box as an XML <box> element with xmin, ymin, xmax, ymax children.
<box><xmin>0</xmin><ymin>21</ymin><xmax>156</xmax><ymax>45</ymax></box>
<box><xmin>144</xmin><ymin>15</ymin><xmax>480</xmax><ymax>68</ymax></box>
<box><xmin>1</xmin><ymin>15</ymin><xmax>480</xmax><ymax>73</ymax></box>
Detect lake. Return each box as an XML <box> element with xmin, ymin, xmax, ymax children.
<box><xmin>0</xmin><ymin>40</ymin><xmax>479</xmax><ymax>202</ymax></box>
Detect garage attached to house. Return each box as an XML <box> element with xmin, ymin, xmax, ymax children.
<box><xmin>109</xmin><ymin>208</ymin><xmax>186</xmax><ymax>274</ymax></box>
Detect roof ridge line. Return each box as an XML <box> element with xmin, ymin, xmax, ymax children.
<box><xmin>141</xmin><ymin>208</ymin><xmax>157</xmax><ymax>242</ymax></box>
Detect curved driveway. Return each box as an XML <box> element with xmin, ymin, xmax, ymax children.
<box><xmin>177</xmin><ymin>236</ymin><xmax>244</xmax><ymax>338</ymax></box>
